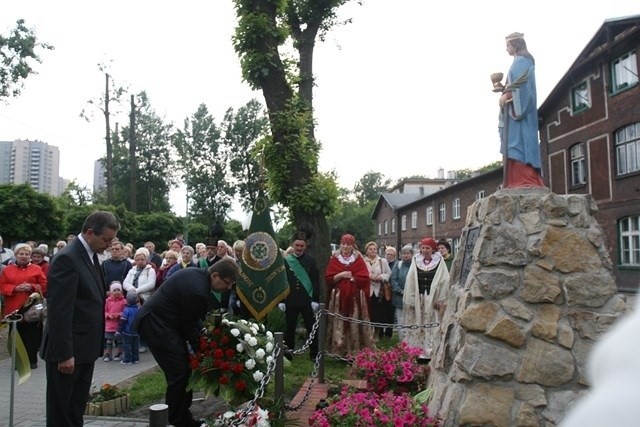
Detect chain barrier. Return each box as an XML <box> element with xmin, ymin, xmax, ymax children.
<box><xmin>215</xmin><ymin>308</ymin><xmax>439</xmax><ymax>424</ymax></box>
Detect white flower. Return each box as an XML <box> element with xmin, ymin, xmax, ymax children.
<box><xmin>266</xmin><ymin>331</ymin><xmax>273</xmax><ymax>339</ymax></box>
<box><xmin>253</xmin><ymin>370</ymin><xmax>264</xmax><ymax>382</ymax></box>
<box><xmin>265</xmin><ymin>342</ymin><xmax>273</xmax><ymax>353</ymax></box>
<box><xmin>251</xmin><ymin>327</ymin><xmax>259</xmax><ymax>335</ymax></box>
<box><xmin>266</xmin><ymin>355</ymin><xmax>273</xmax><ymax>365</ymax></box>
<box><xmin>236</xmin><ymin>343</ymin><xmax>244</xmax><ymax>353</ymax></box>
<box><xmin>230</xmin><ymin>328</ymin><xmax>240</xmax><ymax>337</ymax></box>
<box><xmin>223</xmin><ymin>411</ymin><xmax>235</xmax><ymax>419</ymax></box>
<box><xmin>245</xmin><ymin>358</ymin><xmax>256</xmax><ymax>370</ymax></box>
<box><xmin>248</xmin><ymin>336</ymin><xmax>258</xmax><ymax>347</ymax></box>
<box><xmin>255</xmin><ymin>348</ymin><xmax>266</xmax><ymax>360</ymax></box>
<box><xmin>244</xmin><ymin>333</ymin><xmax>252</xmax><ymax>342</ymax></box>
<box><xmin>260</xmin><ymin>324</ymin><xmax>265</xmax><ymax>331</ymax></box>
<box><xmin>221</xmin><ymin>318</ymin><xmax>230</xmax><ymax>325</ymax></box>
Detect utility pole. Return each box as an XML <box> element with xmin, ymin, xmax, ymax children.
<box><xmin>129</xmin><ymin>94</ymin><xmax>137</xmax><ymax>212</ymax></box>
<box><xmin>104</xmin><ymin>73</ymin><xmax>114</xmax><ymax>204</ymax></box>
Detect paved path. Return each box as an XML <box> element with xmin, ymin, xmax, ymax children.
<box><xmin>0</xmin><ymin>349</ymin><xmax>157</xmax><ymax>427</ymax></box>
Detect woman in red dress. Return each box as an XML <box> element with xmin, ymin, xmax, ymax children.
<box><xmin>0</xmin><ymin>243</ymin><xmax>48</xmax><ymax>368</ymax></box>
<box><xmin>325</xmin><ymin>234</ymin><xmax>374</xmax><ymax>357</ymax></box>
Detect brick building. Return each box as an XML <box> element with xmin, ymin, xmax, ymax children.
<box><xmin>539</xmin><ymin>15</ymin><xmax>640</xmax><ymax>292</ymax></box>
<box><xmin>372</xmin><ymin>169</ymin><xmax>502</xmax><ymax>255</ymax></box>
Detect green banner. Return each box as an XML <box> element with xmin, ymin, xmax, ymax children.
<box><xmin>236</xmin><ymin>191</ymin><xmax>289</xmax><ymax>321</ymax></box>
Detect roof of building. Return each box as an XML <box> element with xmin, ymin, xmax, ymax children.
<box><xmin>370</xmin><ymin>192</ymin><xmax>423</xmax><ymax>219</ymax></box>
<box><xmin>539</xmin><ymin>14</ymin><xmax>640</xmax><ymax>114</ymax></box>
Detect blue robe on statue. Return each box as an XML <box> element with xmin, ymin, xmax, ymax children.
<box><xmin>499</xmin><ymin>55</ymin><xmax>541</xmax><ymax>169</ymax></box>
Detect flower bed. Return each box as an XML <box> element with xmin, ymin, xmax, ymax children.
<box><xmin>350</xmin><ymin>341</ymin><xmax>429</xmax><ymax>394</ymax></box>
<box><xmin>309</xmin><ymin>387</ymin><xmax>440</xmax><ymax>427</ymax></box>
<box><xmin>85</xmin><ymin>384</ymin><xmax>130</xmax><ymax>416</ymax></box>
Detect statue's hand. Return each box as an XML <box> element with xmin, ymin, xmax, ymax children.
<box><xmin>499</xmin><ymin>92</ymin><xmax>513</xmax><ymax>108</ymax></box>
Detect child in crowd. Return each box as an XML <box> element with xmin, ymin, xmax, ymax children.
<box><xmin>104</xmin><ymin>282</ymin><xmax>126</xmax><ymax>362</ymax></box>
<box><xmin>119</xmin><ymin>290</ymin><xmax>140</xmax><ymax>364</ymax></box>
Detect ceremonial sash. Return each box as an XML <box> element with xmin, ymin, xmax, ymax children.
<box><xmin>286</xmin><ymin>254</ymin><xmax>313</xmax><ymax>298</ymax></box>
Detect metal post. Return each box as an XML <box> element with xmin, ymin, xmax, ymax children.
<box><xmin>318</xmin><ymin>303</ymin><xmax>326</xmax><ymax>384</ymax></box>
<box><xmin>274</xmin><ymin>332</ymin><xmax>284</xmax><ymax>402</ymax></box>
<box><xmin>149</xmin><ymin>403</ymin><xmax>169</xmax><ymax>426</ymax></box>
<box><xmin>4</xmin><ymin>312</ymin><xmax>23</xmax><ymax>427</ymax></box>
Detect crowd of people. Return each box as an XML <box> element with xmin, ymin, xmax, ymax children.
<box><xmin>0</xmin><ymin>216</ymin><xmax>458</xmax><ymax>426</ymax></box>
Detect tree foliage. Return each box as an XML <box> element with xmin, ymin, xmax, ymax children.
<box><xmin>107</xmin><ymin>91</ymin><xmax>175</xmax><ymax>213</ymax></box>
<box><xmin>454</xmin><ymin>160</ymin><xmax>502</xmax><ymax>180</ymax></box>
<box><xmin>222</xmin><ymin>99</ymin><xmax>269</xmax><ymax>211</ymax></box>
<box><xmin>0</xmin><ymin>184</ymin><xmax>63</xmax><ymax>245</ymax></box>
<box><xmin>0</xmin><ymin>19</ymin><xmax>53</xmax><ymax>99</ymax></box>
<box><xmin>354</xmin><ymin>171</ymin><xmax>391</xmax><ymax>206</ymax></box>
<box><xmin>174</xmin><ymin>103</ymin><xmax>232</xmax><ymax>224</ymax></box>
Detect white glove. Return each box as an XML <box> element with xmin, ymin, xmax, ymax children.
<box><xmin>235</xmin><ymin>300</ymin><xmax>241</xmax><ymax>308</ymax></box>
<box><xmin>278</xmin><ymin>303</ymin><xmax>286</xmax><ymax>312</ymax></box>
<box><xmin>311</xmin><ymin>302</ymin><xmax>319</xmax><ymax>312</ymax></box>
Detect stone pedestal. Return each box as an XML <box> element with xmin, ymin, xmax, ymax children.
<box><xmin>428</xmin><ymin>189</ymin><xmax>629</xmax><ymax>426</ymax></box>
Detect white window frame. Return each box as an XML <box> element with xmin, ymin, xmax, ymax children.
<box><xmin>570</xmin><ymin>143</ymin><xmax>586</xmax><ymax>186</ymax></box>
<box><xmin>616</xmin><ymin>123</ymin><xmax>640</xmax><ymax>176</ymax></box>
<box><xmin>425</xmin><ymin>207</ymin><xmax>433</xmax><ymax>226</ymax></box>
<box><xmin>391</xmin><ymin>218</ymin><xmax>396</xmax><ymax>233</ymax></box>
<box><xmin>384</xmin><ymin>220</ymin><xmax>388</xmax><ymax>235</ymax></box>
<box><xmin>452</xmin><ymin>198</ymin><xmax>461</xmax><ymax>220</ymax></box>
<box><xmin>619</xmin><ymin>216</ymin><xmax>640</xmax><ymax>266</ymax></box>
<box><xmin>571</xmin><ymin>81</ymin><xmax>590</xmax><ymax>113</ymax></box>
<box><xmin>378</xmin><ymin>222</ymin><xmax>382</xmax><ymax>236</ymax></box>
<box><xmin>611</xmin><ymin>50</ymin><xmax>638</xmax><ymax>93</ymax></box>
<box><xmin>438</xmin><ymin>202</ymin><xmax>446</xmax><ymax>223</ymax></box>
<box><xmin>476</xmin><ymin>190</ymin><xmax>486</xmax><ymax>201</ymax></box>
<box><xmin>401</xmin><ymin>215</ymin><xmax>407</xmax><ymax>231</ymax></box>
<box><xmin>411</xmin><ymin>211</ymin><xmax>418</xmax><ymax>229</ymax></box>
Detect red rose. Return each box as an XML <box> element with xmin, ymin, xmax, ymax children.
<box><xmin>219</xmin><ymin>375</ymin><xmax>229</xmax><ymax>385</ymax></box>
<box><xmin>213</xmin><ymin>360</ymin><xmax>222</xmax><ymax>368</ymax></box>
<box><xmin>225</xmin><ymin>348</ymin><xmax>235</xmax><ymax>359</ymax></box>
<box><xmin>213</xmin><ymin>328</ymin><xmax>222</xmax><ymax>336</ymax></box>
<box><xmin>189</xmin><ymin>359</ymin><xmax>199</xmax><ymax>369</ymax></box>
<box><xmin>221</xmin><ymin>361</ymin><xmax>231</xmax><ymax>371</ymax></box>
<box><xmin>232</xmin><ymin>364</ymin><xmax>243</xmax><ymax>374</ymax></box>
<box><xmin>209</xmin><ymin>341</ymin><xmax>218</xmax><ymax>349</ymax></box>
<box><xmin>221</xmin><ymin>335</ymin><xmax>230</xmax><ymax>344</ymax></box>
<box><xmin>214</xmin><ymin>349</ymin><xmax>224</xmax><ymax>359</ymax></box>
<box><xmin>199</xmin><ymin>336</ymin><xmax>207</xmax><ymax>348</ymax></box>
<box><xmin>235</xmin><ymin>380</ymin><xmax>247</xmax><ymax>391</ymax></box>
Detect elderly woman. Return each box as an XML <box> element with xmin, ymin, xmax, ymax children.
<box><xmin>155</xmin><ymin>250</ymin><xmax>179</xmax><ymax>288</ymax></box>
<box><xmin>390</xmin><ymin>245</ymin><xmax>414</xmax><ymax>340</ymax></box>
<box><xmin>0</xmin><ymin>243</ymin><xmax>48</xmax><ymax>368</ymax></box>
<box><xmin>123</xmin><ymin>247</ymin><xmax>157</xmax><ymax>303</ymax></box>
<box><xmin>325</xmin><ymin>234</ymin><xmax>374</xmax><ymax>356</ymax></box>
<box><xmin>363</xmin><ymin>241</ymin><xmax>392</xmax><ymax>340</ymax></box>
<box><xmin>402</xmin><ymin>237</ymin><xmax>450</xmax><ymax>358</ymax></box>
<box><xmin>166</xmin><ymin>245</ymin><xmax>198</xmax><ymax>278</ymax></box>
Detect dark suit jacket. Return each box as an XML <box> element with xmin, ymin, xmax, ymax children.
<box><xmin>40</xmin><ymin>237</ymin><xmax>106</xmax><ymax>364</ymax></box>
<box><xmin>284</xmin><ymin>252</ymin><xmax>320</xmax><ymax>308</ymax></box>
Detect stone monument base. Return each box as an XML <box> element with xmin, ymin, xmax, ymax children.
<box><xmin>428</xmin><ymin>189</ymin><xmax>629</xmax><ymax>426</ymax></box>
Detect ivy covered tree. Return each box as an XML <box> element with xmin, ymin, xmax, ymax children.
<box><xmin>174</xmin><ymin>103</ymin><xmax>233</xmax><ymax>223</ymax></box>
<box><xmin>232</xmin><ymin>0</ymin><xmax>354</xmax><ymax>289</ymax></box>
<box><xmin>0</xmin><ymin>19</ymin><xmax>53</xmax><ymax>99</ymax></box>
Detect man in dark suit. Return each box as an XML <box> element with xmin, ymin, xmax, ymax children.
<box><xmin>40</xmin><ymin>211</ymin><xmax>119</xmax><ymax>427</ymax></box>
<box><xmin>282</xmin><ymin>231</ymin><xmax>320</xmax><ymax>360</ymax></box>
<box><xmin>134</xmin><ymin>258</ymin><xmax>239</xmax><ymax>427</ymax></box>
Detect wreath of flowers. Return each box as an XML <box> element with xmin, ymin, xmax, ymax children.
<box><xmin>189</xmin><ymin>312</ymin><xmax>276</xmax><ymax>406</ymax></box>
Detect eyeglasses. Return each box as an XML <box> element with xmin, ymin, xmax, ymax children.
<box><xmin>221</xmin><ymin>277</ymin><xmax>234</xmax><ymax>287</ymax></box>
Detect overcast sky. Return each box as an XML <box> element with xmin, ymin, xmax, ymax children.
<box><xmin>1</xmin><ymin>1</ymin><xmax>638</xmax><ymax>217</ymax></box>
